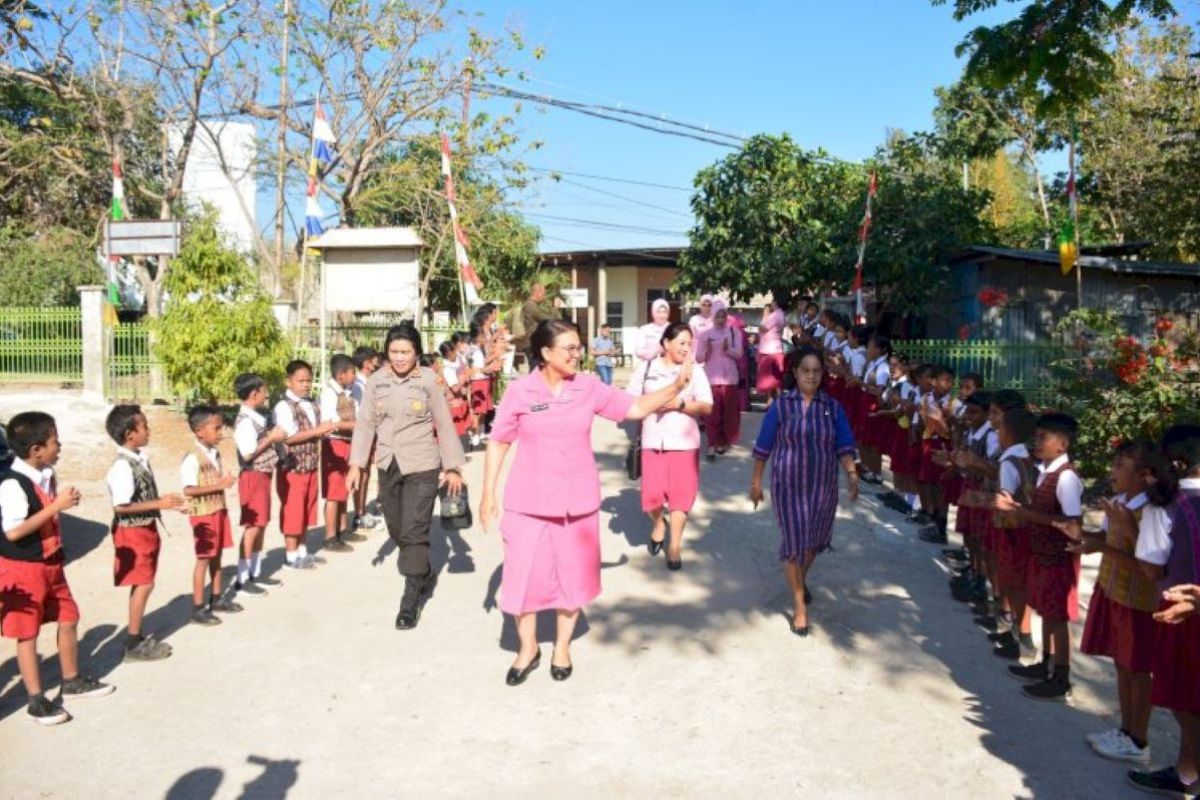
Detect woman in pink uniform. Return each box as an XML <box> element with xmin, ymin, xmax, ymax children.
<box><xmin>696</xmin><ymin>305</ymin><xmax>743</xmax><ymax>461</ymax></box>
<box><xmin>627</xmin><ymin>323</ymin><xmax>712</xmax><ymax>570</ymax></box>
<box><xmin>481</xmin><ymin>319</ymin><xmax>692</xmax><ymax>686</ymax></box>
<box><xmin>726</xmin><ymin>305</ymin><xmax>752</xmax><ymax>411</ymax></box>
<box><xmin>688</xmin><ymin>294</ymin><xmax>715</xmax><ymax>341</ymax></box>
<box><xmin>756</xmin><ymin>300</ymin><xmax>787</xmax><ymax>404</ymax></box>
<box><xmin>635</xmin><ymin>298</ymin><xmax>672</xmax><ymax>362</ymax></box>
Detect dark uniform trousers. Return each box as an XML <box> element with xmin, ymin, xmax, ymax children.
<box><xmin>377</xmin><ymin>463</ymin><xmax>440</xmax><ymax>577</ymax></box>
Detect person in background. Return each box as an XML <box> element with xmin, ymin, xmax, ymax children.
<box><xmin>727</xmin><ymin>306</ymin><xmax>752</xmax><ymax>411</ymax></box>
<box><xmin>695</xmin><ymin>303</ymin><xmax>743</xmax><ymax>461</ymax></box>
<box><xmin>688</xmin><ymin>294</ymin><xmax>716</xmax><ymax>341</ymax></box>
<box><xmin>480</xmin><ymin>319</ymin><xmax>693</xmax><ymax>685</ymax></box>
<box><xmin>636</xmin><ymin>298</ymin><xmax>672</xmax><ymax>362</ymax></box>
<box><xmin>591</xmin><ymin>323</ymin><xmax>616</xmax><ymax>386</ymax></box>
<box><xmin>750</xmin><ymin>346</ymin><xmax>859</xmax><ymax>638</ymax></box>
<box><xmin>628</xmin><ymin>323</ymin><xmax>713</xmax><ymax>570</ymax></box>
<box><xmin>349</xmin><ymin>346</ymin><xmax>381</xmax><ymax>531</ymax></box>
<box><xmin>756</xmin><ymin>299</ymin><xmax>787</xmax><ymax>406</ymax></box>
<box><xmin>519</xmin><ymin>284</ymin><xmax>561</xmax><ymax>370</ymax></box>
<box><xmin>319</xmin><ymin>354</ymin><xmax>362</xmax><ymax>551</ymax></box>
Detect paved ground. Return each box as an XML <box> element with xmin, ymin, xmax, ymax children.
<box><xmin>0</xmin><ymin>390</ymin><xmax>1181</xmax><ymax>799</ymax></box>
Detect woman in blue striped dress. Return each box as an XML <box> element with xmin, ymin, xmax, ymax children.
<box><xmin>750</xmin><ymin>345</ymin><xmax>859</xmax><ymax>636</ymax></box>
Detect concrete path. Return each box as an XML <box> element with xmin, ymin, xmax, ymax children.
<box><xmin>0</xmin><ymin>392</ymin><xmax>1179</xmax><ymax>798</ymax></box>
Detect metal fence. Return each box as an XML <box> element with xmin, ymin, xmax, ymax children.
<box><xmin>0</xmin><ymin>307</ymin><xmax>83</xmax><ymax>385</ymax></box>
<box><xmin>106</xmin><ymin>322</ymin><xmax>158</xmax><ymax>402</ymax></box>
<box><xmin>893</xmin><ymin>339</ymin><xmax>1068</xmax><ymax>406</ymax></box>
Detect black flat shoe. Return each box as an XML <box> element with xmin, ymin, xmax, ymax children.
<box><xmin>648</xmin><ymin>537</ymin><xmax>665</xmax><ymax>556</ymax></box>
<box><xmin>790</xmin><ymin>623</ymin><xmax>810</xmax><ymax>637</ymax></box>
<box><xmin>506</xmin><ymin>651</ymin><xmax>541</xmax><ymax>686</ymax></box>
<box><xmin>550</xmin><ymin>662</ymin><xmax>573</xmax><ymax>681</ymax></box>
<box><xmin>666</xmin><ymin>557</ymin><xmax>682</xmax><ymax>571</ymax></box>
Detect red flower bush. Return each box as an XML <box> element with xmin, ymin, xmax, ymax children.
<box><xmin>957</xmin><ymin>323</ymin><xmax>971</xmax><ymax>341</ymax></box>
<box><xmin>977</xmin><ymin>285</ymin><xmax>1009</xmax><ymax>309</ymax></box>
<box><xmin>1156</xmin><ymin>317</ymin><xmax>1174</xmax><ymax>335</ymax></box>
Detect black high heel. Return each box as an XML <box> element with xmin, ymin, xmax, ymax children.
<box><xmin>505</xmin><ymin>650</ymin><xmax>541</xmax><ymax>686</ymax></box>
<box><xmin>648</xmin><ymin>530</ymin><xmax>666</xmax><ymax>556</ymax></box>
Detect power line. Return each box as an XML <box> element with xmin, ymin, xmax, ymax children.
<box><xmin>540</xmin><ymin>177</ymin><xmax>693</xmax><ymax>219</ymax></box>
<box><xmin>519</xmin><ymin>164</ymin><xmax>693</xmax><ymax>192</ymax></box>
<box><xmin>525</xmin><ymin>212</ymin><xmax>688</xmax><ymax>237</ymax></box>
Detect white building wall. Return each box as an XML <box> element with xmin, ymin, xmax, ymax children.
<box><xmin>172</xmin><ymin>121</ymin><xmax>258</xmax><ymax>254</ymax></box>
<box><xmin>606</xmin><ymin>267</ymin><xmax>640</xmax><ymax>356</ymax></box>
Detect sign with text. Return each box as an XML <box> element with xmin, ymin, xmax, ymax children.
<box><xmin>104</xmin><ymin>220</ymin><xmax>183</xmax><ymax>257</ymax></box>
<box><xmin>561</xmin><ymin>288</ymin><xmax>589</xmax><ymax>309</ymax></box>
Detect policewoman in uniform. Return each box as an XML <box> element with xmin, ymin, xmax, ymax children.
<box><xmin>480</xmin><ymin>319</ymin><xmax>693</xmax><ymax>686</ymax></box>
<box><xmin>348</xmin><ymin>324</ymin><xmax>465</xmax><ymax>630</ymax></box>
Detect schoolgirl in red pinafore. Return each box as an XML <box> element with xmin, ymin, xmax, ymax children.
<box><xmin>0</xmin><ymin>463</ymin><xmax>79</xmax><ymax>641</ymax></box>
<box><xmin>1026</xmin><ymin>459</ymin><xmax>1083</xmax><ymax>622</ymax></box>
<box><xmin>917</xmin><ymin>392</ymin><xmax>955</xmax><ymax>486</ymax></box>
<box><xmin>858</xmin><ymin>354</ymin><xmax>889</xmax><ymax>450</ymax></box>
<box><xmin>889</xmin><ymin>384</ymin><xmax>922</xmax><ymax>482</ymax></box>
<box><xmin>940</xmin><ymin>403</ymin><xmax>973</xmax><ymax>512</ymax></box>
<box><xmin>468</xmin><ymin>342</ymin><xmax>493</xmax><ymax>420</ymax></box>
<box><xmin>955</xmin><ymin>419</ymin><xmax>998</xmax><ymax>553</ymax></box>
<box><xmin>1080</xmin><ymin>493</ymin><xmax>1158</xmax><ymax>673</ymax></box>
<box><xmin>843</xmin><ymin>343</ymin><xmax>868</xmax><ymax>442</ymax></box>
<box><xmin>1145</xmin><ymin>482</ymin><xmax>1200</xmax><ymax>714</ymax></box>
<box><xmin>993</xmin><ymin>445</ymin><xmax>1036</xmax><ymax>594</ymax></box>
<box><xmin>441</xmin><ymin>352</ymin><xmax>472</xmax><ymax>438</ymax></box>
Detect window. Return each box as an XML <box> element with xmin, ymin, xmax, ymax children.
<box><xmin>605</xmin><ymin>301</ymin><xmax>623</xmax><ymax>329</ymax></box>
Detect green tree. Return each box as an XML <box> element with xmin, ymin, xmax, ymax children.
<box><xmin>154</xmin><ymin>208</ymin><xmax>289</xmax><ymax>403</ymax></box>
<box><xmin>933</xmin><ymin>0</ymin><xmax>1177</xmax><ymax>116</ymax></box>
<box><xmin>969</xmin><ymin>149</ymin><xmax>1044</xmax><ymax>248</ymax></box>
<box><xmin>355</xmin><ymin>136</ymin><xmax>541</xmax><ymax>317</ymax></box>
<box><xmin>678</xmin><ymin>134</ymin><xmax>862</xmax><ymax>303</ymax></box>
<box><xmin>0</xmin><ymin>223</ymin><xmax>102</xmax><ymax>306</ymax></box>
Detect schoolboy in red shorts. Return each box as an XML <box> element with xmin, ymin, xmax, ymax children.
<box><xmin>275</xmin><ymin>360</ymin><xmax>337</xmax><ymax>569</ymax></box>
<box><xmin>232</xmin><ymin>373</ymin><xmax>286</xmax><ymax>597</ymax></box>
<box><xmin>104</xmin><ymin>404</ymin><xmax>185</xmax><ymax>661</ymax></box>
<box><xmin>181</xmin><ymin>405</ymin><xmax>240</xmax><ymax>626</ymax></box>
<box><xmin>0</xmin><ymin>412</ymin><xmax>114</xmax><ymax>725</ymax></box>
<box><xmin>319</xmin><ymin>353</ymin><xmax>361</xmax><ymax>552</ymax></box>
<box><xmin>996</xmin><ymin>411</ymin><xmax>1083</xmax><ymax>701</ymax></box>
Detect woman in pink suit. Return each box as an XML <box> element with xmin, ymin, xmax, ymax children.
<box><xmin>696</xmin><ymin>305</ymin><xmax>743</xmax><ymax>461</ymax></box>
<box><xmin>726</xmin><ymin>306</ymin><xmax>751</xmax><ymax>411</ymax></box>
<box><xmin>635</xmin><ymin>298</ymin><xmax>672</xmax><ymax>362</ymax></box>
<box><xmin>481</xmin><ymin>319</ymin><xmax>692</xmax><ymax>686</ymax></box>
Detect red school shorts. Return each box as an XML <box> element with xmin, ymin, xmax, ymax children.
<box><xmin>277</xmin><ymin>469</ymin><xmax>318</xmax><ymax>537</ymax></box>
<box><xmin>238</xmin><ymin>470</ymin><xmax>273</xmax><ymax>528</ymax></box>
<box><xmin>112</xmin><ymin>522</ymin><xmax>161</xmax><ymax>587</ymax></box>
<box><xmin>321</xmin><ymin>437</ymin><xmax>352</xmax><ymax>503</ymax></box>
<box><xmin>917</xmin><ymin>438</ymin><xmax>950</xmax><ymax>484</ymax></box>
<box><xmin>191</xmin><ymin>510</ymin><xmax>233</xmax><ymax>559</ymax></box>
<box><xmin>1027</xmin><ymin>555</ymin><xmax>1082</xmax><ymax>622</ymax></box>
<box><xmin>641</xmin><ymin>448</ymin><xmax>701</xmax><ymax>514</ymax></box>
<box><xmin>0</xmin><ymin>553</ymin><xmax>80</xmax><ymax>640</ymax></box>
<box><xmin>1080</xmin><ymin>585</ymin><xmax>1156</xmax><ymax>673</ymax></box>
<box><xmin>1150</xmin><ymin>603</ymin><xmax>1200</xmax><ymax>714</ymax></box>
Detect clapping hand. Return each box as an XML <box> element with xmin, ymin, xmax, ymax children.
<box><xmin>1100</xmin><ymin>498</ymin><xmax>1137</xmax><ymax>542</ymax></box>
<box><xmin>53</xmin><ymin>487</ymin><xmax>81</xmax><ymax>512</ymax></box>
<box><xmin>1154</xmin><ymin>584</ymin><xmax>1200</xmax><ymax>624</ymax></box>
<box><xmin>993</xmin><ymin>490</ymin><xmax>1020</xmax><ymax>513</ymax></box>
<box><xmin>1052</xmin><ymin>518</ymin><xmax>1084</xmax><ymax>541</ymax></box>
<box><xmin>674</xmin><ymin>353</ymin><xmax>694</xmax><ymax>391</ymax></box>
<box><xmin>158</xmin><ymin>493</ymin><xmax>188</xmax><ymax>513</ymax></box>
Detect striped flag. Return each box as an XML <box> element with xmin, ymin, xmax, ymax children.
<box><xmin>106</xmin><ymin>159</ymin><xmax>123</xmax><ymax>322</ymax></box>
<box><xmin>440</xmin><ymin>133</ymin><xmax>482</xmax><ymax>306</ymax></box>
<box><xmin>852</xmin><ymin>171</ymin><xmax>877</xmax><ymax>322</ymax></box>
<box><xmin>111</xmin><ymin>159</ymin><xmax>125</xmax><ymax>221</ymax></box>
<box><xmin>304</xmin><ymin>103</ymin><xmax>337</xmax><ymax>239</ymax></box>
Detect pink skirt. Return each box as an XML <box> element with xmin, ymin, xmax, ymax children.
<box><xmin>641</xmin><ymin>448</ymin><xmax>700</xmax><ymax>513</ymax></box>
<box><xmin>500</xmin><ymin>510</ymin><xmax>601</xmax><ymax>615</ymax></box>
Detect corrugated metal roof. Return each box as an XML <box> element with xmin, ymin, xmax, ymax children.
<box><xmin>952</xmin><ymin>246</ymin><xmax>1199</xmax><ymax>278</ymax></box>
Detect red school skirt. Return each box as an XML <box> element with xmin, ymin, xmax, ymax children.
<box><xmin>1150</xmin><ymin>602</ymin><xmax>1200</xmax><ymax>713</ymax></box>
<box><xmin>449</xmin><ymin>396</ymin><xmax>471</xmax><ymax>437</ymax></box>
<box><xmin>917</xmin><ymin>437</ymin><xmax>950</xmax><ymax>484</ymax></box>
<box><xmin>995</xmin><ymin>523</ymin><xmax>1032</xmax><ymax>594</ymax></box>
<box><xmin>1081</xmin><ymin>585</ymin><xmax>1156</xmax><ymax>673</ymax></box>
<box><xmin>889</xmin><ymin>425</ymin><xmax>919</xmax><ymax>478</ymax></box>
<box><xmin>470</xmin><ymin>378</ymin><xmax>493</xmax><ymax>417</ymax></box>
<box><xmin>953</xmin><ymin>478</ymin><xmax>983</xmax><ymax>539</ymax></box>
<box><xmin>1027</xmin><ymin>555</ymin><xmax>1082</xmax><ymax>622</ymax></box>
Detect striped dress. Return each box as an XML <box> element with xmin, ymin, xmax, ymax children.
<box><xmin>753</xmin><ymin>389</ymin><xmax>857</xmax><ymax>561</ymax></box>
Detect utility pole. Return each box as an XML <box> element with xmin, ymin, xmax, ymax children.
<box><xmin>273</xmin><ymin>0</ymin><xmax>290</xmax><ymax>291</ymax></box>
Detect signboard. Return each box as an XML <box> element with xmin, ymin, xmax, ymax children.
<box><xmin>105</xmin><ymin>220</ymin><xmax>183</xmax><ymax>257</ymax></box>
<box><xmin>561</xmin><ymin>288</ymin><xmax>589</xmax><ymax>309</ymax></box>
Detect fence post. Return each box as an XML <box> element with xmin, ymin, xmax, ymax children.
<box><xmin>78</xmin><ymin>285</ymin><xmax>106</xmax><ymax>399</ymax></box>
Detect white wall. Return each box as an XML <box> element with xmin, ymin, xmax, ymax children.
<box><xmin>172</xmin><ymin>121</ymin><xmax>258</xmax><ymax>255</ymax></box>
<box><xmin>606</xmin><ymin>267</ymin><xmax>640</xmax><ymax>355</ymax></box>
<box><xmin>323</xmin><ymin>250</ymin><xmax>420</xmax><ymax>317</ymax></box>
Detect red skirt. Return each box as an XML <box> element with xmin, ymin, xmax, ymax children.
<box><xmin>470</xmin><ymin>379</ymin><xmax>493</xmax><ymax>417</ymax></box>
<box><xmin>1081</xmin><ymin>585</ymin><xmax>1156</xmax><ymax>673</ymax></box>
<box><xmin>941</xmin><ymin>468</ymin><xmax>965</xmax><ymax>506</ymax></box>
<box><xmin>1151</xmin><ymin>601</ymin><xmax>1200</xmax><ymax>713</ymax></box>
<box><xmin>843</xmin><ymin>385</ymin><xmax>865</xmax><ymax>437</ymax></box>
<box><xmin>889</xmin><ymin>426</ymin><xmax>918</xmax><ymax>478</ymax></box>
<box><xmin>995</xmin><ymin>524</ymin><xmax>1032</xmax><ymax>594</ymax></box>
<box><xmin>449</xmin><ymin>396</ymin><xmax>471</xmax><ymax>436</ymax></box>
<box><xmin>917</xmin><ymin>438</ymin><xmax>950</xmax><ymax>484</ymax></box>
<box><xmin>1027</xmin><ymin>556</ymin><xmax>1082</xmax><ymax>622</ymax></box>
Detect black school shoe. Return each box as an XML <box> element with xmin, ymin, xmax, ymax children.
<box><xmin>1008</xmin><ymin>660</ymin><xmax>1049</xmax><ymax>682</ymax></box>
<box><xmin>993</xmin><ymin>636</ymin><xmax>1021</xmax><ymax>660</ymax></box>
<box><xmin>27</xmin><ymin>694</ymin><xmax>70</xmax><ymax>725</ymax></box>
<box><xmin>252</xmin><ymin>575</ymin><xmax>282</xmax><ymax>587</ymax></box>
<box><xmin>1126</xmin><ymin>767</ymin><xmax>1200</xmax><ymax>798</ymax></box>
<box><xmin>918</xmin><ymin>525</ymin><xmax>948</xmax><ymax>544</ymax></box>
<box><xmin>234</xmin><ymin>580</ymin><xmax>268</xmax><ymax>597</ymax></box>
<box><xmin>191</xmin><ymin>607</ymin><xmax>222</xmax><ymax>626</ymax></box>
<box><xmin>1023</xmin><ymin>674</ymin><xmax>1072</xmax><ymax>701</ymax></box>
<box><xmin>61</xmin><ymin>675</ymin><xmax>115</xmax><ymax>699</ymax></box>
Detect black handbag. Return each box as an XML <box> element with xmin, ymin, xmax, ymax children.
<box><xmin>439</xmin><ymin>483</ymin><xmax>473</xmax><ymax>530</ymax></box>
<box><xmin>625</xmin><ymin>359</ymin><xmax>653</xmax><ymax>481</ymax></box>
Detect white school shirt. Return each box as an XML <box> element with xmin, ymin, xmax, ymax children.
<box><xmin>1101</xmin><ymin>492</ymin><xmax>1148</xmax><ymax>533</ymax></box>
<box><xmin>233</xmin><ymin>405</ymin><xmax>267</xmax><ymax>461</ymax></box>
<box><xmin>180</xmin><ymin>442</ymin><xmax>222</xmax><ymax>489</ymax></box>
<box><xmin>811</xmin><ymin>323</ymin><xmax>827</xmax><ymax>339</ymax></box>
<box><xmin>847</xmin><ymin>346</ymin><xmax>867</xmax><ymax>379</ymax></box>
<box><xmin>998</xmin><ymin>443</ymin><xmax>1030</xmax><ymax>494</ymax></box>
<box><xmin>106</xmin><ymin>446</ymin><xmax>152</xmax><ymax>507</ymax></box>
<box><xmin>351</xmin><ymin>373</ymin><xmax>369</xmax><ymax>405</ymax></box>
<box><xmin>968</xmin><ymin>421</ymin><xmax>1001</xmax><ymax>459</ymax></box>
<box><xmin>865</xmin><ymin>356</ymin><xmax>889</xmax><ymax>388</ymax></box>
<box><xmin>1135</xmin><ymin>477</ymin><xmax>1200</xmax><ymax>565</ymax></box>
<box><xmin>1035</xmin><ymin>454</ymin><xmax>1083</xmax><ymax>516</ymax></box>
<box><xmin>442</xmin><ymin>361</ymin><xmax>462</xmax><ymax>389</ymax></box>
<box><xmin>0</xmin><ymin>458</ymin><xmax>55</xmax><ymax>533</ymax></box>
<box><xmin>319</xmin><ymin>380</ymin><xmax>358</xmax><ymax>435</ymax></box>
<box><xmin>469</xmin><ymin>346</ymin><xmax>488</xmax><ymax>382</ymax></box>
<box><xmin>822</xmin><ymin>330</ymin><xmax>837</xmax><ymax>351</ymax></box>
<box><xmin>274</xmin><ymin>390</ymin><xmax>317</xmax><ymax>437</ymax></box>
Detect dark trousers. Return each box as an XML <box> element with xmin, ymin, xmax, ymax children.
<box><xmin>377</xmin><ymin>464</ymin><xmax>440</xmax><ymax>577</ymax></box>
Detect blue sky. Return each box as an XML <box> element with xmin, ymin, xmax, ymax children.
<box><xmin>491</xmin><ymin>0</ymin><xmax>1017</xmax><ymax>252</ymax></box>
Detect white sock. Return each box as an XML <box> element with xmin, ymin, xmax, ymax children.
<box><xmin>286</xmin><ymin>550</ymin><xmax>299</xmax><ymax>564</ymax></box>
<box><xmin>298</xmin><ymin>543</ymin><xmax>309</xmax><ymax>559</ymax></box>
<box><xmin>237</xmin><ymin>558</ymin><xmax>251</xmax><ymax>584</ymax></box>
<box><xmin>250</xmin><ymin>552</ymin><xmax>262</xmax><ymax>577</ymax></box>
<box><xmin>906</xmin><ymin>494</ymin><xmax>921</xmax><ymax>511</ymax></box>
